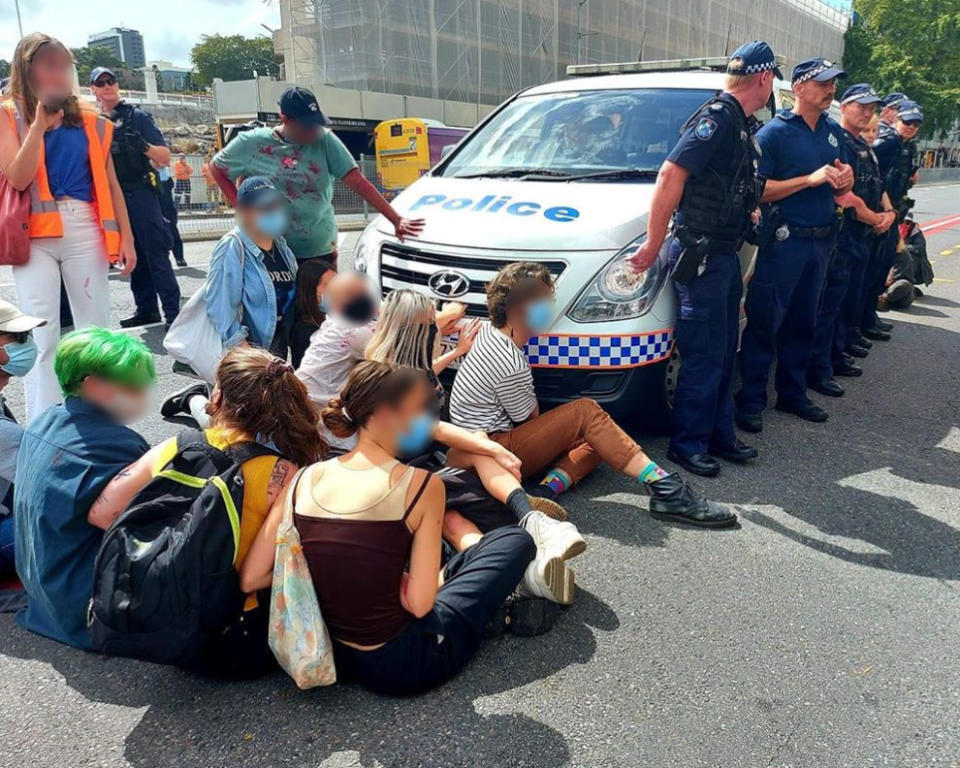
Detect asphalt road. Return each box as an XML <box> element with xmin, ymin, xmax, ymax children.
<box><xmin>1</xmin><ymin>186</ymin><xmax>959</xmax><ymax>768</ymax></box>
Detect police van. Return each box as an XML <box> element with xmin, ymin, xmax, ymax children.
<box><xmin>354</xmin><ymin>57</ymin><xmax>802</xmax><ymax>429</ymax></box>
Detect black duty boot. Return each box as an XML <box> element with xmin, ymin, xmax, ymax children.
<box><xmin>846</xmin><ymin>344</ymin><xmax>869</xmax><ymax>359</ymax></box>
<box><xmin>735</xmin><ymin>410</ymin><xmax>763</xmax><ymax>433</ymax></box>
<box><xmin>807</xmin><ymin>377</ymin><xmax>845</xmax><ymax>397</ymax></box>
<box><xmin>775</xmin><ymin>399</ymin><xmax>829</xmax><ymax>422</ymax></box>
<box><xmin>646</xmin><ymin>474</ymin><xmax>737</xmax><ymax>528</ymax></box>
<box><xmin>666</xmin><ymin>449</ymin><xmax>720</xmax><ymax>477</ymax></box>
<box><xmin>708</xmin><ymin>438</ymin><xmax>759</xmax><ymax>464</ymax></box>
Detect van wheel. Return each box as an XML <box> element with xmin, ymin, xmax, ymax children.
<box><xmin>663</xmin><ymin>346</ymin><xmax>681</xmax><ymax>411</ymax></box>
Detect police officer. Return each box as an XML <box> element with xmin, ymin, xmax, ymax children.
<box><xmin>807</xmin><ymin>84</ymin><xmax>897</xmax><ymax>396</ymax></box>
<box><xmin>630</xmin><ymin>41</ymin><xmax>778</xmax><ymax>476</ymax></box>
<box><xmin>734</xmin><ymin>58</ymin><xmax>854</xmax><ymax>432</ymax></box>
<box><xmin>864</xmin><ymin>99</ymin><xmax>923</xmax><ymax>341</ymax></box>
<box><xmin>90</xmin><ymin>66</ymin><xmax>181</xmax><ymax>328</ymax></box>
<box><xmin>877</xmin><ymin>92</ymin><xmax>907</xmax><ymax>140</ymax></box>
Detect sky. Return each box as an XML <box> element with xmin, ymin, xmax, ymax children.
<box><xmin>1</xmin><ymin>0</ymin><xmax>282</xmax><ymax>67</ymax></box>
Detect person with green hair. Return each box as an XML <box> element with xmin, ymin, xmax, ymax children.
<box><xmin>14</xmin><ymin>327</ymin><xmax>154</xmax><ymax>649</ymax></box>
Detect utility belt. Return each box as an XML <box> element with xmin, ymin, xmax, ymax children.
<box><xmin>778</xmin><ymin>223</ymin><xmax>835</xmax><ymax>241</ymax></box>
<box><xmin>670</xmin><ymin>225</ymin><xmax>742</xmax><ymax>285</ymax></box>
<box><xmin>119</xmin><ymin>170</ymin><xmax>159</xmax><ymax>194</ymax></box>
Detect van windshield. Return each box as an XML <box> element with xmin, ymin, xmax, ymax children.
<box><xmin>439</xmin><ymin>88</ymin><xmax>718</xmax><ymax>181</ymax></box>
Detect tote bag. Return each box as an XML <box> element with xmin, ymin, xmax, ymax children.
<box><xmin>163</xmin><ymin>234</ymin><xmax>243</xmax><ymax>383</ymax></box>
<box><xmin>268</xmin><ymin>467</ymin><xmax>337</xmax><ymax>689</ymax></box>
<box><xmin>0</xmin><ymin>103</ymin><xmax>31</xmax><ymax>266</ymax></box>
<box><xmin>0</xmin><ymin>174</ymin><xmax>30</xmax><ymax>266</ymax></box>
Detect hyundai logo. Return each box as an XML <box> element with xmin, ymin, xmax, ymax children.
<box><xmin>428</xmin><ymin>269</ymin><xmax>470</xmax><ymax>298</ymax></box>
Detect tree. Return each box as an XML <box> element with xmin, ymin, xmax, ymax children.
<box><xmin>190</xmin><ymin>35</ymin><xmax>281</xmax><ymax>88</ymax></box>
<box><xmin>0</xmin><ymin>60</ymin><xmax>10</xmax><ymax>79</ymax></box>
<box><xmin>844</xmin><ymin>0</ymin><xmax>960</xmax><ymax>138</ymax></box>
<box><xmin>71</xmin><ymin>45</ymin><xmax>126</xmax><ymax>85</ymax></box>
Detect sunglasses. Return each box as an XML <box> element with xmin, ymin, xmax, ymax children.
<box><xmin>903</xmin><ymin>120</ymin><xmax>922</xmax><ymax>127</ymax></box>
<box><xmin>94</xmin><ymin>76</ymin><xmax>117</xmax><ymax>87</ymax></box>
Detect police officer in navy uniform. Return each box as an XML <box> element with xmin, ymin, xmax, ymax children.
<box><xmin>864</xmin><ymin>99</ymin><xmax>923</xmax><ymax>341</ymax></box>
<box><xmin>90</xmin><ymin>67</ymin><xmax>181</xmax><ymax>329</ymax></box>
<box><xmin>877</xmin><ymin>92</ymin><xmax>907</xmax><ymax>141</ymax></box>
<box><xmin>734</xmin><ymin>58</ymin><xmax>854</xmax><ymax>432</ymax></box>
<box><xmin>629</xmin><ymin>41</ymin><xmax>779</xmax><ymax>477</ymax></box>
<box><xmin>806</xmin><ymin>84</ymin><xmax>896</xmax><ymax>396</ymax></box>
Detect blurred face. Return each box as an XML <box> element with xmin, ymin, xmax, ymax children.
<box><xmin>81</xmin><ymin>376</ymin><xmax>151</xmax><ymax>424</ymax></box>
<box><xmin>899</xmin><ymin>120</ymin><xmax>921</xmax><ymax>140</ymax></box>
<box><xmin>369</xmin><ymin>378</ymin><xmax>434</xmax><ymax>456</ymax></box>
<box><xmin>841</xmin><ymin>101</ymin><xmax>876</xmax><ymax>133</ymax></box>
<box><xmin>238</xmin><ymin>200</ymin><xmax>288</xmax><ymax>240</ymax></box>
<box><xmin>28</xmin><ymin>44</ymin><xmax>73</xmax><ymax>104</ymax></box>
<box><xmin>861</xmin><ymin>117</ymin><xmax>879</xmax><ymax>144</ymax></box>
<box><xmin>795</xmin><ymin>78</ymin><xmax>836</xmax><ymax>112</ymax></box>
<box><xmin>280</xmin><ymin>115</ymin><xmax>321</xmax><ymax>145</ymax></box>
<box><xmin>506</xmin><ymin>281</ymin><xmax>555</xmax><ymax>336</ymax></box>
<box><xmin>880</xmin><ymin>105</ymin><xmax>897</xmax><ymax>124</ymax></box>
<box><xmin>90</xmin><ymin>73</ymin><xmax>120</xmax><ymax>108</ymax></box>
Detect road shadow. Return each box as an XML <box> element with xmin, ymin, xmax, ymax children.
<box><xmin>890</xmin><ymin>304</ymin><xmax>948</xmax><ymax>318</ymax></box>
<box><xmin>913</xmin><ymin>293</ymin><xmax>960</xmax><ymax>309</ymax></box>
<box><xmin>0</xmin><ymin>588</ymin><xmax>618</xmax><ymax>768</ymax></box>
<box><xmin>727</xmin><ymin>320</ymin><xmax>960</xmax><ymax>581</ymax></box>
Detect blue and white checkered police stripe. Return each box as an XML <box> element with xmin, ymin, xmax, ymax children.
<box><xmin>741</xmin><ymin>60</ymin><xmax>777</xmax><ymax>75</ymax></box>
<box><xmin>524</xmin><ymin>331</ymin><xmax>674</xmax><ymax>368</ymax></box>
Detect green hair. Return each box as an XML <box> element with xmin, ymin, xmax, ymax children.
<box><xmin>54</xmin><ymin>327</ymin><xmax>156</xmax><ymax>396</ymax></box>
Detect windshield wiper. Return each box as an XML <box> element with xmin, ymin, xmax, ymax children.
<box><xmin>562</xmin><ymin>168</ymin><xmax>661</xmax><ymax>182</ymax></box>
<box><xmin>453</xmin><ymin>168</ymin><xmax>572</xmax><ymax>180</ymax></box>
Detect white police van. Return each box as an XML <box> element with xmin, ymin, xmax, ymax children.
<box><xmin>355</xmin><ymin>57</ymin><xmax>798</xmax><ymax>429</ymax></box>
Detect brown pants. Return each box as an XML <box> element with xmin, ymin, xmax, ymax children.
<box><xmin>489</xmin><ymin>398</ymin><xmax>640</xmax><ymax>486</ymax></box>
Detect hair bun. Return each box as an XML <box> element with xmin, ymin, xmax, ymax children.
<box><xmin>266</xmin><ymin>358</ymin><xmax>293</xmax><ymax>377</ymax></box>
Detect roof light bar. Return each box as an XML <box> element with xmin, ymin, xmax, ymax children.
<box><xmin>567</xmin><ymin>55</ymin><xmax>786</xmax><ymax>77</ymax></box>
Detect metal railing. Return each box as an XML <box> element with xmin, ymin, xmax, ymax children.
<box><xmin>76</xmin><ymin>86</ymin><xmax>213</xmax><ymax>108</ymax></box>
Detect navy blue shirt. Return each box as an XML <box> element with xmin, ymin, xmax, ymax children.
<box><xmin>872</xmin><ymin>130</ymin><xmax>903</xmax><ymax>176</ymax></box>
<box><xmin>122</xmin><ymin>102</ymin><xmax>166</xmax><ymax>147</ymax></box>
<box><xmin>756</xmin><ymin>109</ymin><xmax>845</xmax><ymax>228</ymax></box>
<box><xmin>14</xmin><ymin>397</ymin><xmax>149</xmax><ymax>649</ymax></box>
<box><xmin>667</xmin><ymin>97</ymin><xmax>737</xmax><ymax>176</ymax></box>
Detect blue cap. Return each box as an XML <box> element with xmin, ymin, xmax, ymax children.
<box><xmin>898</xmin><ymin>100</ymin><xmax>924</xmax><ymax>123</ymax></box>
<box><xmin>792</xmin><ymin>58</ymin><xmax>847</xmax><ymax>85</ymax></box>
<box><xmin>727</xmin><ymin>41</ymin><xmax>783</xmax><ymax>80</ymax></box>
<box><xmin>840</xmin><ymin>83</ymin><xmax>882</xmax><ymax>105</ymax></box>
<box><xmin>236</xmin><ymin>176</ymin><xmax>288</xmax><ymax>208</ymax></box>
<box><xmin>882</xmin><ymin>92</ymin><xmax>908</xmax><ymax>107</ymax></box>
<box><xmin>278</xmin><ymin>86</ymin><xmax>328</xmax><ymax>125</ymax></box>
<box><xmin>89</xmin><ymin>66</ymin><xmax>116</xmax><ymax>85</ymax></box>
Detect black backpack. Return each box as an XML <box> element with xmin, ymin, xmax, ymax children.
<box><xmin>88</xmin><ymin>430</ymin><xmax>279</xmax><ymax>666</ymax></box>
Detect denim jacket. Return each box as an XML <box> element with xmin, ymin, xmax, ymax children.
<box><xmin>203</xmin><ymin>226</ymin><xmax>298</xmax><ymax>349</ymax></box>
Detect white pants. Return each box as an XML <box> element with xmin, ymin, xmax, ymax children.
<box><xmin>12</xmin><ymin>199</ymin><xmax>110</xmax><ymax>420</ymax></box>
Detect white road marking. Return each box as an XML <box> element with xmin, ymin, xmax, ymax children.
<box><xmin>935</xmin><ymin>426</ymin><xmax>960</xmax><ymax>454</ymax></box>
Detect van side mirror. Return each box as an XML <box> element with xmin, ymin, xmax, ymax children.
<box><xmin>440</xmin><ymin>143</ymin><xmax>457</xmax><ymax>161</ymax></box>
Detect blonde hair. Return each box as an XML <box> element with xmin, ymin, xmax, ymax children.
<box><xmin>9</xmin><ymin>32</ymin><xmax>83</xmax><ymax>127</ymax></box>
<box><xmin>365</xmin><ymin>289</ymin><xmax>436</xmax><ymax>372</ymax></box>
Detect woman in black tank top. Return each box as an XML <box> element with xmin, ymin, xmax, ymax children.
<box><xmin>243</xmin><ymin>361</ymin><xmax>536</xmax><ymax>696</ymax></box>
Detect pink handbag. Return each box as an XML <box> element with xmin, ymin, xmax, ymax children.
<box><xmin>0</xmin><ymin>172</ymin><xmax>30</xmax><ymax>266</ymax></box>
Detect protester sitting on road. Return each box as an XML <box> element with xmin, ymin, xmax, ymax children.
<box><xmin>448</xmin><ymin>262</ymin><xmax>736</xmax><ymax>528</ymax></box>
<box><xmin>87</xmin><ymin>346</ymin><xmax>321</xmax><ymax>677</ymax></box>
<box><xmin>0</xmin><ymin>300</ymin><xmax>46</xmax><ymax>580</ymax></box>
<box><xmin>366</xmin><ymin>289</ymin><xmax>584</xmax><ymax>604</ymax></box>
<box><xmin>289</xmin><ymin>258</ymin><xmax>336</xmax><ymax>369</ymax></box>
<box><xmin>296</xmin><ymin>270</ymin><xmax>378</xmax><ymax>450</ymax></box>
<box><xmin>240</xmin><ymin>360</ymin><xmax>538</xmax><ymax>696</ymax></box>
<box><xmin>210</xmin><ymin>86</ymin><xmax>425</xmax><ymax>263</ymax></box>
<box><xmin>0</xmin><ymin>33</ymin><xmax>137</xmax><ymax>420</ymax></box>
<box><xmin>14</xmin><ymin>328</ymin><xmax>153</xmax><ymax>649</ymax></box>
<box><xmin>160</xmin><ymin>176</ymin><xmax>298</xmax><ymax>426</ymax></box>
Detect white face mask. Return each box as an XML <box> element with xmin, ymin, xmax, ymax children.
<box><xmin>102</xmin><ymin>391</ymin><xmax>150</xmax><ymax>425</ymax></box>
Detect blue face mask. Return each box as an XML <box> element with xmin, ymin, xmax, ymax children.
<box><xmin>396</xmin><ymin>412</ymin><xmax>435</xmax><ymax>457</ymax></box>
<box><xmin>1</xmin><ymin>337</ymin><xmax>38</xmax><ymax>377</ymax></box>
<box><xmin>256</xmin><ymin>209</ymin><xmax>288</xmax><ymax>238</ymax></box>
<box><xmin>157</xmin><ymin>166</ymin><xmax>171</xmax><ymax>182</ymax></box>
<box><xmin>525</xmin><ymin>299</ymin><xmax>554</xmax><ymax>333</ymax></box>
<box><xmin>318</xmin><ymin>293</ymin><xmax>330</xmax><ymax>314</ymax></box>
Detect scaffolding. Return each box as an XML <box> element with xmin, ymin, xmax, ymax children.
<box><xmin>278</xmin><ymin>0</ymin><xmax>851</xmax><ymax>108</ymax></box>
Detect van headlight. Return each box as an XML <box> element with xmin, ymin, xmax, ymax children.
<box><xmin>567</xmin><ymin>236</ymin><xmax>668</xmax><ymax>323</ymax></box>
<box><xmin>353</xmin><ymin>238</ymin><xmax>369</xmax><ymax>273</ymax></box>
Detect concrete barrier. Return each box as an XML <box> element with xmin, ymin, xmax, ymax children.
<box><xmin>916</xmin><ymin>168</ymin><xmax>960</xmax><ymax>186</ymax></box>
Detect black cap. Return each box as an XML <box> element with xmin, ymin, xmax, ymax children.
<box><xmin>278</xmin><ymin>86</ymin><xmax>328</xmax><ymax>125</ymax></box>
<box><xmin>89</xmin><ymin>66</ymin><xmax>116</xmax><ymax>85</ymax></box>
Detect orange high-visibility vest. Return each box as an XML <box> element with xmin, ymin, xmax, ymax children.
<box><xmin>2</xmin><ymin>101</ymin><xmax>121</xmax><ymax>258</ymax></box>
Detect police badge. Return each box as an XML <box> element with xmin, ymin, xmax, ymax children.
<box><xmin>695</xmin><ymin>118</ymin><xmax>717</xmax><ymax>141</ymax></box>
<box><xmin>828</xmin><ymin>133</ymin><xmax>839</xmax><ymax>148</ymax></box>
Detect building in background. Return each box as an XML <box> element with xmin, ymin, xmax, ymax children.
<box><xmin>88</xmin><ymin>27</ymin><xmax>146</xmax><ymax>68</ymax></box>
<box><xmin>276</xmin><ymin>0</ymin><xmax>851</xmax><ymax>108</ymax></box>
<box><xmin>148</xmin><ymin>60</ymin><xmax>195</xmax><ymax>92</ymax></box>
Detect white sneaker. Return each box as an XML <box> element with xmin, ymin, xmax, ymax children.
<box><xmin>516</xmin><ymin>554</ymin><xmax>575</xmax><ymax>605</ymax></box>
<box><xmin>521</xmin><ymin>510</ymin><xmax>587</xmax><ymax>562</ymax></box>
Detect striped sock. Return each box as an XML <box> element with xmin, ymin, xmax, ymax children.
<box><xmin>540</xmin><ymin>469</ymin><xmax>572</xmax><ymax>495</ymax></box>
<box><xmin>638</xmin><ymin>461</ymin><xmax>670</xmax><ymax>485</ymax></box>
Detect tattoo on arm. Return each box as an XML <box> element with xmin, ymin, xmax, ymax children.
<box><xmin>267</xmin><ymin>460</ymin><xmax>293</xmax><ymax>499</ymax></box>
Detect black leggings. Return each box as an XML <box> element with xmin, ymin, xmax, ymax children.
<box><xmin>334</xmin><ymin>526</ymin><xmax>535</xmax><ymax>696</ymax></box>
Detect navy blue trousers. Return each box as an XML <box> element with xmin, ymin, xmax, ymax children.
<box><xmin>736</xmin><ymin>236</ymin><xmax>831</xmax><ymax>414</ymax></box>
<box><xmin>669</xmin><ymin>243</ymin><xmax>741</xmax><ymax>456</ymax></box>
<box><xmin>861</xmin><ymin>226</ymin><xmax>897</xmax><ymax>332</ymax></box>
<box><xmin>808</xmin><ymin>243</ymin><xmax>851</xmax><ymax>382</ymax></box>
<box><xmin>837</xmin><ymin>234</ymin><xmax>871</xmax><ymax>354</ymax></box>
<box><xmin>126</xmin><ymin>188</ymin><xmax>180</xmax><ymax>322</ymax></box>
